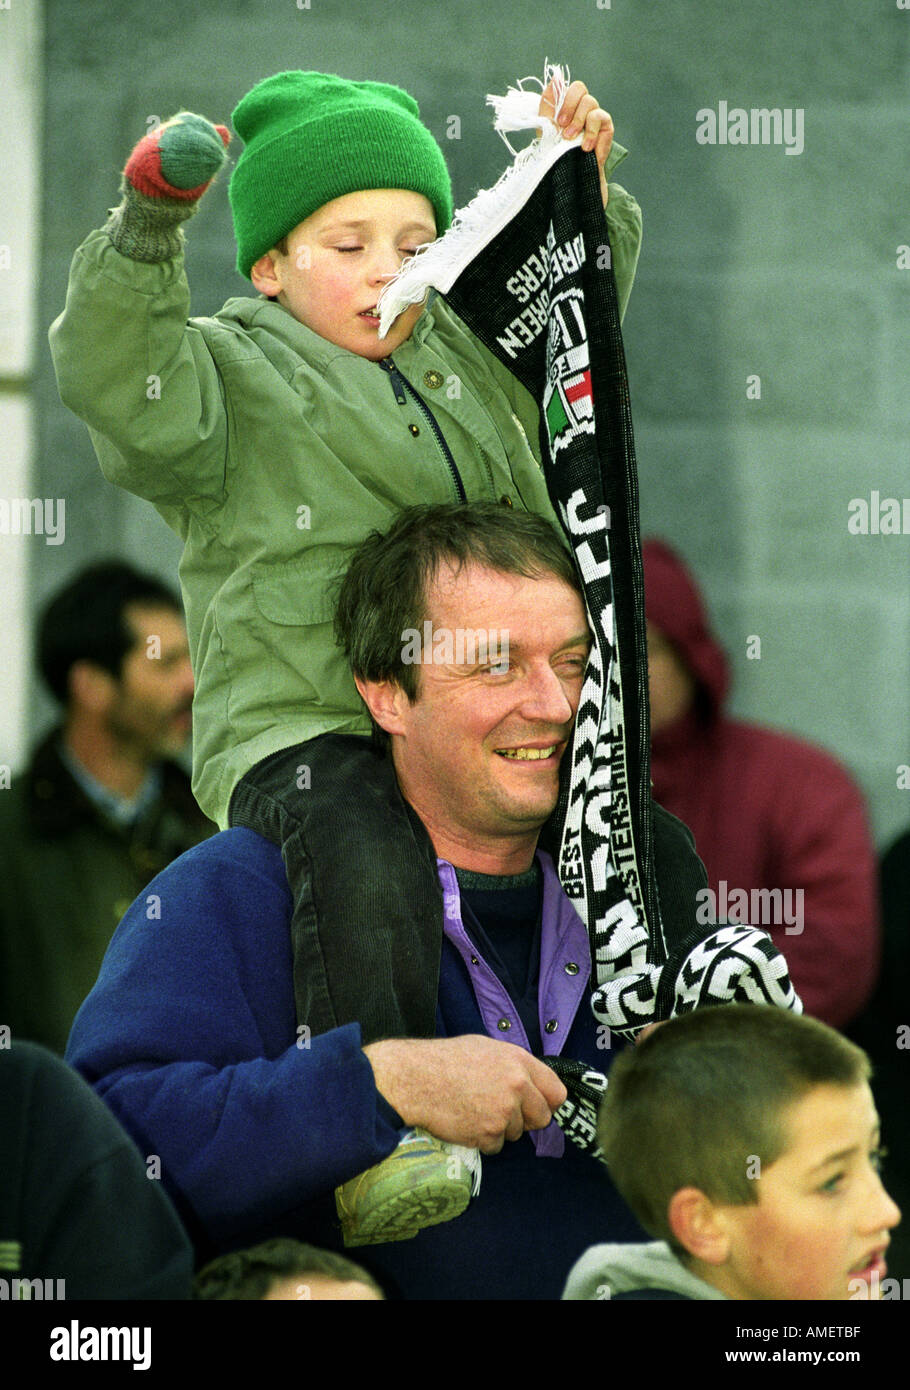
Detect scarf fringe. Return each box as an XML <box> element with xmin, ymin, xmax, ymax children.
<box><xmin>487</xmin><ymin>60</ymin><xmax>569</xmax><ymax>153</ymax></box>
<box><xmin>378</xmin><ymin>61</ymin><xmax>578</xmax><ymax>337</ymax></box>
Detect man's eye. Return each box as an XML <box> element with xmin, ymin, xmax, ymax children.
<box><xmin>819</xmin><ymin>1172</ymin><xmax>845</xmax><ymax>1194</ymax></box>
<box><xmin>871</xmin><ymin>1145</ymin><xmax>888</xmax><ymax>1173</ymax></box>
<box><xmin>335</xmin><ymin>246</ymin><xmax>362</xmax><ymax>253</ymax></box>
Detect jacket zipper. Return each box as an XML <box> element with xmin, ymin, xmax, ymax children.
<box><xmin>379</xmin><ymin>358</ymin><xmax>467</xmax><ymax>502</ymax></box>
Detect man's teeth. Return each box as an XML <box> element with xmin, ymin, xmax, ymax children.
<box><xmin>497</xmin><ymin>747</ymin><xmax>556</xmax><ymax>760</ymax></box>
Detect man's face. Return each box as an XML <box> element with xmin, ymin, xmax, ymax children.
<box><xmin>715</xmin><ymin>1083</ymin><xmax>900</xmax><ymax>1300</ymax></box>
<box><xmin>646</xmin><ymin>621</ymin><xmax>695</xmax><ymax>735</ymax></box>
<box><xmin>377</xmin><ymin>562</ymin><xmax>590</xmax><ymax>864</ymax></box>
<box><xmin>251</xmin><ymin>189</ymin><xmax>436</xmax><ymax>361</ymax></box>
<box><xmin>105</xmin><ymin>604</ymin><xmax>194</xmax><ymax>761</ymax></box>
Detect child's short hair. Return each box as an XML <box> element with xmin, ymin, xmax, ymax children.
<box><xmin>192</xmin><ymin>1237</ymin><xmax>384</xmax><ymax>1300</ymax></box>
<box><xmin>598</xmin><ymin>1004</ymin><xmax>870</xmax><ymax>1250</ymax></box>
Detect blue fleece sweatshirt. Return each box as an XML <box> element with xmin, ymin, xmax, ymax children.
<box><xmin>67</xmin><ymin>828</ymin><xmax>644</xmax><ymax>1299</ymax></box>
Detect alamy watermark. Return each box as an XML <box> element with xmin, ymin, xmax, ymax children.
<box><xmin>50</xmin><ymin>1322</ymin><xmax>151</xmax><ymax>1370</ymax></box>
<box><xmin>401</xmin><ymin>622</ymin><xmax>509</xmax><ymax>670</ymax></box>
<box><xmin>696</xmin><ymin>101</ymin><xmax>804</xmax><ymax>156</ymax></box>
<box><xmin>849</xmin><ymin>1272</ymin><xmax>910</xmax><ymax>1300</ymax></box>
<box><xmin>848</xmin><ymin>491</ymin><xmax>910</xmax><ymax>535</ymax></box>
<box><xmin>696</xmin><ymin>880</ymin><xmax>804</xmax><ymax>935</ymax></box>
<box><xmin>0</xmin><ymin>1276</ymin><xmax>65</xmax><ymax>1300</ymax></box>
<box><xmin>0</xmin><ymin>498</ymin><xmax>65</xmax><ymax>545</ymax></box>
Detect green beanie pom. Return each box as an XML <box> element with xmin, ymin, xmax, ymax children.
<box><xmin>229</xmin><ymin>70</ymin><xmax>453</xmax><ymax>279</ymax></box>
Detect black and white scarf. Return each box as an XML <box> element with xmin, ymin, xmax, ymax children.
<box><xmin>380</xmin><ymin>68</ymin><xmax>800</xmax><ymax>1134</ymax></box>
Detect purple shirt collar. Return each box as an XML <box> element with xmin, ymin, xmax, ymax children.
<box><xmin>437</xmin><ymin>850</ymin><xmax>591</xmax><ymax>1157</ymax></box>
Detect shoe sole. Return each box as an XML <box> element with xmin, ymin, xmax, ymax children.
<box><xmin>338</xmin><ymin>1168</ymin><xmax>472</xmax><ymax>1248</ymax></box>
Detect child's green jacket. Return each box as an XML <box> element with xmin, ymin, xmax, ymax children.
<box><xmin>50</xmin><ymin>148</ymin><xmax>641</xmax><ymax>826</ymax></box>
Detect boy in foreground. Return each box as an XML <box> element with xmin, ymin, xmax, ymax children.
<box><xmin>563</xmin><ymin>1004</ymin><xmax>900</xmax><ymax>1300</ymax></box>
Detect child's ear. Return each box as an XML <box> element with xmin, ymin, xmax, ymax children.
<box><xmin>667</xmin><ymin>1187</ymin><xmax>730</xmax><ymax>1266</ymax></box>
<box><xmin>250</xmin><ymin>250</ymin><xmax>282</xmax><ymax>298</ymax></box>
<box><xmin>354</xmin><ymin>676</ymin><xmax>410</xmax><ymax>737</ymax></box>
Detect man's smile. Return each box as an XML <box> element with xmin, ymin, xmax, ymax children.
<box><xmin>494</xmin><ymin>745</ymin><xmax>559</xmax><ymax>761</ymax></box>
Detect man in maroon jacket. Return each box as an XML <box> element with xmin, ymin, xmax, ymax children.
<box><xmin>642</xmin><ymin>538</ymin><xmax>879</xmax><ymax>1028</ymax></box>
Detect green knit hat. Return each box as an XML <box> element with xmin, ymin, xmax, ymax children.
<box><xmin>229</xmin><ymin>70</ymin><xmax>453</xmax><ymax>279</ymax></box>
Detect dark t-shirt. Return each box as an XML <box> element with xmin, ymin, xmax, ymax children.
<box><xmin>456</xmin><ymin>861</ymin><xmax>543</xmax><ymax>1053</ymax></box>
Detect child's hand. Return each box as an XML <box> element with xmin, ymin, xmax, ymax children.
<box><xmin>124</xmin><ymin>112</ymin><xmax>231</xmax><ymax>202</ymax></box>
<box><xmin>109</xmin><ymin>112</ymin><xmax>231</xmax><ymax>262</ymax></box>
<box><xmin>538</xmin><ymin>80</ymin><xmax>613</xmax><ymax>208</ymax></box>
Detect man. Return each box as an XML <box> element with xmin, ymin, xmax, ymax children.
<box><xmin>0</xmin><ymin>562</ymin><xmax>214</xmax><ymax>1054</ymax></box>
<box><xmin>67</xmin><ymin>505</ymin><xmax>708</xmax><ymax>1300</ymax></box>
<box><xmin>643</xmin><ymin>538</ymin><xmax>879</xmax><ymax>1028</ymax></box>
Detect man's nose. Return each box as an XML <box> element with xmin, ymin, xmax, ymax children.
<box><xmin>516</xmin><ymin>665</ymin><xmax>577</xmax><ymax>725</ymax></box>
<box><xmin>175</xmin><ymin>656</ymin><xmax>195</xmax><ymax>698</ymax></box>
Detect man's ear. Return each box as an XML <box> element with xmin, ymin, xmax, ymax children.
<box><xmin>250</xmin><ymin>250</ymin><xmax>282</xmax><ymax>298</ymax></box>
<box><xmin>354</xmin><ymin>676</ymin><xmax>410</xmax><ymax>737</ymax></box>
<box><xmin>69</xmin><ymin>660</ymin><xmax>117</xmax><ymax>715</ymax></box>
<box><xmin>667</xmin><ymin>1187</ymin><xmax>730</xmax><ymax>1266</ymax></box>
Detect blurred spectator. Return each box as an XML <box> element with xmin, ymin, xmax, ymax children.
<box><xmin>643</xmin><ymin>539</ymin><xmax>879</xmax><ymax>1027</ymax></box>
<box><xmin>193</xmin><ymin>1238</ymin><xmax>384</xmax><ymax>1300</ymax></box>
<box><xmin>0</xmin><ymin>1040</ymin><xmax>192</xmax><ymax>1298</ymax></box>
<box><xmin>0</xmin><ymin>562</ymin><xmax>214</xmax><ymax>1054</ymax></box>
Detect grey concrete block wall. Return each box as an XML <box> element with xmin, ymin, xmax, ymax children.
<box><xmin>30</xmin><ymin>0</ymin><xmax>910</xmax><ymax>849</ymax></box>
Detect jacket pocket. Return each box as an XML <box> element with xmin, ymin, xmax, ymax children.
<box><xmin>250</xmin><ymin>548</ymin><xmax>350</xmax><ymax>628</ymax></box>
<box><xmin>243</xmin><ymin>549</ymin><xmax>360</xmax><ymax>716</ymax></box>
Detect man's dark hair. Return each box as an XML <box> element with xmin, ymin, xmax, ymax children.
<box><xmin>37</xmin><ymin>561</ymin><xmax>182</xmax><ymax>703</ymax></box>
<box><xmin>192</xmin><ymin>1237</ymin><xmax>384</xmax><ymax>1300</ymax></box>
<box><xmin>334</xmin><ymin>502</ymin><xmax>581</xmax><ymax>706</ymax></box>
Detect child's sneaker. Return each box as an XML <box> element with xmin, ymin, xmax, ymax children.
<box><xmin>335</xmin><ymin>1129</ymin><xmax>481</xmax><ymax>1247</ymax></box>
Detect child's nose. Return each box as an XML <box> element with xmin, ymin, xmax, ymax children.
<box><xmin>367</xmin><ymin>247</ymin><xmax>402</xmax><ymax>283</ymax></box>
<box><xmin>880</xmin><ymin>1187</ymin><xmax>902</xmax><ymax>1232</ymax></box>
<box><xmin>867</xmin><ymin>1173</ymin><xmax>902</xmax><ymax>1234</ymax></box>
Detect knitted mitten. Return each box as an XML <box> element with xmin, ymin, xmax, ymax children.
<box><xmin>107</xmin><ymin>112</ymin><xmax>231</xmax><ymax>262</ymax></box>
